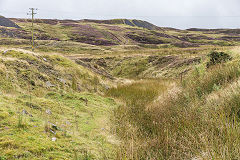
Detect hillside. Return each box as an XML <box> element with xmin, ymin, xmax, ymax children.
<box><xmin>0</xmin><ymin>16</ymin><xmax>20</xmax><ymax>28</ymax></box>
<box><xmin>82</xmin><ymin>19</ymin><xmax>161</xmax><ymax>30</ymax></box>
<box><xmin>0</xmin><ymin>48</ymin><xmax>119</xmax><ymax>159</ymax></box>
<box><xmin>0</xmin><ymin>17</ymin><xmax>240</xmax><ymax>159</ymax></box>
<box><xmin>0</xmin><ymin>18</ymin><xmax>238</xmax><ymax>47</ymax></box>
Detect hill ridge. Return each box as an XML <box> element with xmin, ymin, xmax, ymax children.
<box><xmin>0</xmin><ymin>15</ymin><xmax>20</xmax><ymax>28</ymax></box>
<box><xmin>82</xmin><ymin>19</ymin><xmax>161</xmax><ymax>30</ymax></box>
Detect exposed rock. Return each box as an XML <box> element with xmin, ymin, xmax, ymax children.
<box><xmin>50</xmin><ymin>129</ymin><xmax>56</xmax><ymax>135</ymax></box>
<box><xmin>103</xmin><ymin>84</ymin><xmax>110</xmax><ymax>90</ymax></box>
<box><xmin>26</xmin><ymin>102</ymin><xmax>41</xmax><ymax>110</ymax></box>
<box><xmin>3</xmin><ymin>50</ymin><xmax>9</xmax><ymax>55</ymax></box>
<box><xmin>51</xmin><ymin>137</ymin><xmax>57</xmax><ymax>142</ymax></box>
<box><xmin>65</xmin><ymin>121</ymin><xmax>71</xmax><ymax>125</ymax></box>
<box><xmin>46</xmin><ymin>81</ymin><xmax>55</xmax><ymax>88</ymax></box>
<box><xmin>48</xmin><ymin>122</ymin><xmax>59</xmax><ymax>130</ymax></box>
<box><xmin>22</xmin><ymin>109</ymin><xmax>33</xmax><ymax>117</ymax></box>
<box><xmin>46</xmin><ymin>109</ymin><xmax>52</xmax><ymax>115</ymax></box>
<box><xmin>58</xmin><ymin>78</ymin><xmax>66</xmax><ymax>84</ymax></box>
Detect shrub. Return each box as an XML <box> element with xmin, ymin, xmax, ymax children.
<box><xmin>206</xmin><ymin>51</ymin><xmax>232</xmax><ymax>68</ymax></box>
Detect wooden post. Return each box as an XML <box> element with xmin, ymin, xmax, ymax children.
<box><xmin>27</xmin><ymin>8</ymin><xmax>37</xmax><ymax>51</ymax></box>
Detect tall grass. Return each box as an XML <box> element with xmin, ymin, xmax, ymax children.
<box><xmin>107</xmin><ymin>62</ymin><xmax>240</xmax><ymax>160</ymax></box>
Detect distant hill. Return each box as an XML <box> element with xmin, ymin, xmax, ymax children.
<box><xmin>0</xmin><ymin>16</ymin><xmax>20</xmax><ymax>28</ymax></box>
<box><xmin>82</xmin><ymin>19</ymin><xmax>161</xmax><ymax>30</ymax></box>
<box><xmin>3</xmin><ymin>18</ymin><xmax>240</xmax><ymax>47</ymax></box>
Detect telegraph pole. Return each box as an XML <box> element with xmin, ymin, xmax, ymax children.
<box><xmin>27</xmin><ymin>8</ymin><xmax>37</xmax><ymax>51</ymax></box>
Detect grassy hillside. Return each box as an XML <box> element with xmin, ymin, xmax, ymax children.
<box><xmin>0</xmin><ymin>49</ymin><xmax>118</xmax><ymax>159</ymax></box>
<box><xmin>0</xmin><ymin>18</ymin><xmax>238</xmax><ymax>47</ymax></box>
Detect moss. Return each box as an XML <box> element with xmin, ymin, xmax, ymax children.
<box><xmin>2</xmin><ymin>50</ymin><xmax>37</xmax><ymax>61</ymax></box>
<box><xmin>44</xmin><ymin>55</ymin><xmax>75</xmax><ymax>67</ymax></box>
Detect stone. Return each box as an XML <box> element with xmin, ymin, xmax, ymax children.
<box><xmin>65</xmin><ymin>121</ymin><xmax>71</xmax><ymax>125</ymax></box>
<box><xmin>46</xmin><ymin>81</ymin><xmax>55</xmax><ymax>88</ymax></box>
<box><xmin>3</xmin><ymin>50</ymin><xmax>9</xmax><ymax>55</ymax></box>
<box><xmin>48</xmin><ymin>122</ymin><xmax>59</xmax><ymax>130</ymax></box>
<box><xmin>51</xmin><ymin>137</ymin><xmax>57</xmax><ymax>142</ymax></box>
<box><xmin>46</xmin><ymin>109</ymin><xmax>52</xmax><ymax>115</ymax></box>
<box><xmin>58</xmin><ymin>78</ymin><xmax>66</xmax><ymax>84</ymax></box>
<box><xmin>22</xmin><ymin>109</ymin><xmax>33</xmax><ymax>117</ymax></box>
<box><xmin>103</xmin><ymin>84</ymin><xmax>110</xmax><ymax>90</ymax></box>
<box><xmin>50</xmin><ymin>129</ymin><xmax>56</xmax><ymax>135</ymax></box>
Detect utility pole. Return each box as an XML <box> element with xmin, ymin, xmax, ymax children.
<box><xmin>27</xmin><ymin>8</ymin><xmax>37</xmax><ymax>51</ymax></box>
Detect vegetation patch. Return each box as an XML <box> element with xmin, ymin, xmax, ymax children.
<box><xmin>206</xmin><ymin>51</ymin><xmax>232</xmax><ymax>68</ymax></box>
<box><xmin>108</xmin><ymin>59</ymin><xmax>240</xmax><ymax>159</ymax></box>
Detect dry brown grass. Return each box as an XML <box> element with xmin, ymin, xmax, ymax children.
<box><xmin>107</xmin><ymin>61</ymin><xmax>240</xmax><ymax>160</ymax></box>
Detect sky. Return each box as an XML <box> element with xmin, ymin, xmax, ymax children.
<box><xmin>0</xmin><ymin>0</ymin><xmax>240</xmax><ymax>29</ymax></box>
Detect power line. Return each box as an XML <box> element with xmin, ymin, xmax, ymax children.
<box><xmin>27</xmin><ymin>8</ymin><xmax>37</xmax><ymax>52</ymax></box>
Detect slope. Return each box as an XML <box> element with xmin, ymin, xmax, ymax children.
<box><xmin>0</xmin><ymin>48</ymin><xmax>118</xmax><ymax>159</ymax></box>
<box><xmin>0</xmin><ymin>16</ymin><xmax>20</xmax><ymax>28</ymax></box>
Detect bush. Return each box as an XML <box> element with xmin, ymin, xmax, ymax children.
<box><xmin>206</xmin><ymin>51</ymin><xmax>232</xmax><ymax>68</ymax></box>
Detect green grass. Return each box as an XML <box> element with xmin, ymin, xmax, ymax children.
<box><xmin>0</xmin><ymin>48</ymin><xmax>119</xmax><ymax>159</ymax></box>
<box><xmin>1</xmin><ymin>50</ymin><xmax>37</xmax><ymax>61</ymax></box>
<box><xmin>0</xmin><ymin>91</ymin><xmax>118</xmax><ymax>159</ymax></box>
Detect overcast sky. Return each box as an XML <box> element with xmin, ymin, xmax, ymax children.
<box><xmin>0</xmin><ymin>0</ymin><xmax>240</xmax><ymax>29</ymax></box>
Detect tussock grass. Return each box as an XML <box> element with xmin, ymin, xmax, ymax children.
<box><xmin>184</xmin><ymin>62</ymin><xmax>240</xmax><ymax>98</ymax></box>
<box><xmin>108</xmin><ymin>61</ymin><xmax>240</xmax><ymax>159</ymax></box>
